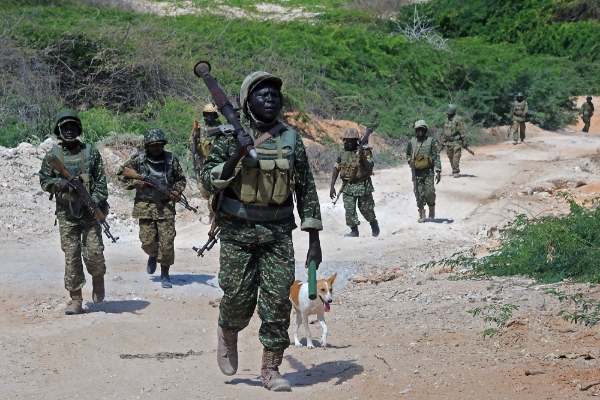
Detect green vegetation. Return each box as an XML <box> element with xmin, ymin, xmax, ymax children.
<box><xmin>468</xmin><ymin>304</ymin><xmax>519</xmax><ymax>338</ymax></box>
<box><xmin>0</xmin><ymin>0</ymin><xmax>598</xmax><ymax>153</ymax></box>
<box><xmin>546</xmin><ymin>289</ymin><xmax>600</xmax><ymax>327</ymax></box>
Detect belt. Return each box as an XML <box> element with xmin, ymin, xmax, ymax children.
<box><xmin>220</xmin><ymin>196</ymin><xmax>294</xmax><ymax>222</ymax></box>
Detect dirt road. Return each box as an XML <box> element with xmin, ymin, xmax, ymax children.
<box><xmin>2</xmin><ymin>125</ymin><xmax>600</xmax><ymax>399</ymax></box>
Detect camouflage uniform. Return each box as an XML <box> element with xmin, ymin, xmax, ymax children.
<box><xmin>511</xmin><ymin>99</ymin><xmax>528</xmax><ymax>141</ymax></box>
<box><xmin>443</xmin><ymin>114</ymin><xmax>466</xmax><ymax>175</ymax></box>
<box><xmin>581</xmin><ymin>99</ymin><xmax>594</xmax><ymax>133</ymax></box>
<box><xmin>406</xmin><ymin>136</ymin><xmax>442</xmax><ymax>209</ymax></box>
<box><xmin>335</xmin><ymin>149</ymin><xmax>376</xmax><ymax>228</ymax></box>
<box><xmin>201</xmin><ymin>120</ymin><xmax>322</xmax><ymax>351</ymax></box>
<box><xmin>117</xmin><ymin>130</ymin><xmax>186</xmax><ymax>267</ymax></box>
<box><xmin>39</xmin><ymin>139</ymin><xmax>108</xmax><ymax>292</ymax></box>
<box><xmin>193</xmin><ymin>117</ymin><xmax>224</xmax><ymax>198</ymax></box>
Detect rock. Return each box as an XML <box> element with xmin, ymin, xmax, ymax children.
<box><xmin>400</xmin><ymin>388</ymin><xmax>411</xmax><ymax>394</ymax></box>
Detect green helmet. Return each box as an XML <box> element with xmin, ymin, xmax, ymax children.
<box><xmin>516</xmin><ymin>92</ymin><xmax>524</xmax><ymax>98</ymax></box>
<box><xmin>53</xmin><ymin>109</ymin><xmax>82</xmax><ymax>137</ymax></box>
<box><xmin>342</xmin><ymin>128</ymin><xmax>360</xmax><ymax>140</ymax></box>
<box><xmin>144</xmin><ymin>128</ymin><xmax>168</xmax><ymax>146</ymax></box>
<box><xmin>445</xmin><ymin>104</ymin><xmax>457</xmax><ymax>114</ymax></box>
<box><xmin>587</xmin><ymin>95</ymin><xmax>593</xmax><ymax>100</ymax></box>
<box><xmin>240</xmin><ymin>71</ymin><xmax>283</xmax><ymax>118</ymax></box>
<box><xmin>414</xmin><ymin>120</ymin><xmax>428</xmax><ymax>131</ymax></box>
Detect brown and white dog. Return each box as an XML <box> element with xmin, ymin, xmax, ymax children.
<box><xmin>290</xmin><ymin>273</ymin><xmax>337</xmax><ymax>349</ymax></box>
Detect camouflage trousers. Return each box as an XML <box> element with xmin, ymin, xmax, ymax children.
<box><xmin>512</xmin><ymin>120</ymin><xmax>526</xmax><ymax>140</ymax></box>
<box><xmin>414</xmin><ymin>169</ymin><xmax>436</xmax><ymax>209</ymax></box>
<box><xmin>583</xmin><ymin>116</ymin><xmax>591</xmax><ymax>133</ymax></box>
<box><xmin>445</xmin><ymin>141</ymin><xmax>462</xmax><ymax>174</ymax></box>
<box><xmin>138</xmin><ymin>218</ymin><xmax>176</xmax><ymax>266</ymax></box>
<box><xmin>343</xmin><ymin>192</ymin><xmax>376</xmax><ymax>227</ymax></box>
<box><xmin>218</xmin><ymin>236</ymin><xmax>295</xmax><ymax>352</ymax></box>
<box><xmin>58</xmin><ymin>218</ymin><xmax>106</xmax><ymax>292</ymax></box>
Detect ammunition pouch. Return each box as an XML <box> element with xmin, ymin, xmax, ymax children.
<box><xmin>514</xmin><ymin>108</ymin><xmax>524</xmax><ymax>116</ymax></box>
<box><xmin>221</xmin><ymin>196</ymin><xmax>293</xmax><ymax>221</ymax></box>
<box><xmin>414</xmin><ymin>154</ymin><xmax>434</xmax><ymax>170</ymax></box>
<box><xmin>339</xmin><ymin>151</ymin><xmax>370</xmax><ymax>181</ymax></box>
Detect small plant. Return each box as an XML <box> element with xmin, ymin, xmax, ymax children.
<box><xmin>468</xmin><ymin>304</ymin><xmax>519</xmax><ymax>338</ymax></box>
<box><xmin>546</xmin><ymin>289</ymin><xmax>600</xmax><ymax>328</ymax></box>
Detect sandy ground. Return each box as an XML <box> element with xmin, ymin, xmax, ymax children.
<box><xmin>3</xmin><ymin>124</ymin><xmax>600</xmax><ymax>398</ymax></box>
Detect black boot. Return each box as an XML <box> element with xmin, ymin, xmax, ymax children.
<box><xmin>370</xmin><ymin>220</ymin><xmax>380</xmax><ymax>237</ymax></box>
<box><xmin>344</xmin><ymin>226</ymin><xmax>359</xmax><ymax>237</ymax></box>
<box><xmin>146</xmin><ymin>256</ymin><xmax>157</xmax><ymax>275</ymax></box>
<box><xmin>160</xmin><ymin>264</ymin><xmax>172</xmax><ymax>288</ymax></box>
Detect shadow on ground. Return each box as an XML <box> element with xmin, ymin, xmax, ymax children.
<box><xmin>86</xmin><ymin>300</ymin><xmax>150</xmax><ymax>314</ymax></box>
<box><xmin>150</xmin><ymin>274</ymin><xmax>218</xmax><ymax>288</ymax></box>
<box><xmin>284</xmin><ymin>355</ymin><xmax>364</xmax><ymax>386</ymax></box>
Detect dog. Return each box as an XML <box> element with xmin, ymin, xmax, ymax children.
<box><xmin>290</xmin><ymin>273</ymin><xmax>337</xmax><ymax>349</ymax></box>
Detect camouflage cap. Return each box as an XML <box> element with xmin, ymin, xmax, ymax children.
<box><xmin>342</xmin><ymin>128</ymin><xmax>360</xmax><ymax>140</ymax></box>
<box><xmin>144</xmin><ymin>128</ymin><xmax>168</xmax><ymax>146</ymax></box>
<box><xmin>240</xmin><ymin>71</ymin><xmax>283</xmax><ymax>117</ymax></box>
<box><xmin>203</xmin><ymin>103</ymin><xmax>219</xmax><ymax>114</ymax></box>
<box><xmin>414</xmin><ymin>120</ymin><xmax>428</xmax><ymax>130</ymax></box>
<box><xmin>445</xmin><ymin>104</ymin><xmax>457</xmax><ymax>114</ymax></box>
<box><xmin>53</xmin><ymin>109</ymin><xmax>82</xmax><ymax>137</ymax></box>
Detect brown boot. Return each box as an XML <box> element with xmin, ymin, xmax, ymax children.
<box><xmin>261</xmin><ymin>349</ymin><xmax>291</xmax><ymax>392</ymax></box>
<box><xmin>418</xmin><ymin>208</ymin><xmax>426</xmax><ymax>223</ymax></box>
<box><xmin>428</xmin><ymin>206</ymin><xmax>435</xmax><ymax>221</ymax></box>
<box><xmin>217</xmin><ymin>326</ymin><xmax>238</xmax><ymax>376</ymax></box>
<box><xmin>92</xmin><ymin>276</ymin><xmax>105</xmax><ymax>303</ymax></box>
<box><xmin>65</xmin><ymin>289</ymin><xmax>83</xmax><ymax>315</ymax></box>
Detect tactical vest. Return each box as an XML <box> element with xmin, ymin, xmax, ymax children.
<box><xmin>135</xmin><ymin>151</ymin><xmax>175</xmax><ymax>203</ymax></box>
<box><xmin>513</xmin><ymin>101</ymin><xmax>526</xmax><ymax>116</ymax></box>
<box><xmin>410</xmin><ymin>137</ymin><xmax>435</xmax><ymax>169</ymax></box>
<box><xmin>230</xmin><ymin>126</ymin><xmax>296</xmax><ymax>206</ymax></box>
<box><xmin>51</xmin><ymin>144</ymin><xmax>94</xmax><ymax>214</ymax></box>
<box><xmin>339</xmin><ymin>150</ymin><xmax>371</xmax><ymax>182</ymax></box>
<box><xmin>443</xmin><ymin>118</ymin><xmax>460</xmax><ymax>140</ymax></box>
<box><xmin>583</xmin><ymin>103</ymin><xmax>593</xmax><ymax>117</ymax></box>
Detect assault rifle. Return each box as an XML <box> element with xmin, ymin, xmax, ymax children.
<box><xmin>192</xmin><ymin>223</ymin><xmax>220</xmax><ymax>257</ymax></box>
<box><xmin>507</xmin><ymin>124</ymin><xmax>513</xmax><ymax>139</ymax></box>
<box><xmin>439</xmin><ymin>140</ymin><xmax>475</xmax><ymax>155</ymax></box>
<box><xmin>191</xmin><ymin>120</ymin><xmax>200</xmax><ymax>177</ymax></box>
<box><xmin>410</xmin><ymin>145</ymin><xmax>418</xmax><ymax>198</ymax></box>
<box><xmin>332</xmin><ymin>127</ymin><xmax>374</xmax><ymax>206</ymax></box>
<box><xmin>121</xmin><ymin>167</ymin><xmax>198</xmax><ymax>213</ymax></box>
<box><xmin>47</xmin><ymin>156</ymin><xmax>119</xmax><ymax>243</ymax></box>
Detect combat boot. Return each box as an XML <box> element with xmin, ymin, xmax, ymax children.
<box><xmin>217</xmin><ymin>326</ymin><xmax>238</xmax><ymax>376</ymax></box>
<box><xmin>453</xmin><ymin>173</ymin><xmax>460</xmax><ymax>178</ymax></box>
<box><xmin>344</xmin><ymin>226</ymin><xmax>359</xmax><ymax>237</ymax></box>
<box><xmin>428</xmin><ymin>206</ymin><xmax>435</xmax><ymax>221</ymax></box>
<box><xmin>520</xmin><ymin>138</ymin><xmax>524</xmax><ymax>143</ymax></box>
<box><xmin>370</xmin><ymin>220</ymin><xmax>380</xmax><ymax>237</ymax></box>
<box><xmin>65</xmin><ymin>289</ymin><xmax>83</xmax><ymax>315</ymax></box>
<box><xmin>92</xmin><ymin>275</ymin><xmax>105</xmax><ymax>303</ymax></box>
<box><xmin>261</xmin><ymin>349</ymin><xmax>291</xmax><ymax>392</ymax></box>
<box><xmin>418</xmin><ymin>208</ymin><xmax>426</xmax><ymax>223</ymax></box>
<box><xmin>146</xmin><ymin>256</ymin><xmax>157</xmax><ymax>274</ymax></box>
<box><xmin>160</xmin><ymin>265</ymin><xmax>172</xmax><ymax>288</ymax></box>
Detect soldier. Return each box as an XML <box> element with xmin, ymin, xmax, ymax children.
<box><xmin>442</xmin><ymin>104</ymin><xmax>467</xmax><ymax>178</ymax></box>
<box><xmin>329</xmin><ymin>128</ymin><xmax>379</xmax><ymax>237</ymax></box>
<box><xmin>406</xmin><ymin>120</ymin><xmax>441</xmax><ymax>223</ymax></box>
<box><xmin>190</xmin><ymin>103</ymin><xmax>224</xmax><ymax>198</ymax></box>
<box><xmin>39</xmin><ymin>110</ymin><xmax>108</xmax><ymax>315</ymax></box>
<box><xmin>117</xmin><ymin>128</ymin><xmax>186</xmax><ymax>289</ymax></box>
<box><xmin>201</xmin><ymin>71</ymin><xmax>323</xmax><ymax>392</ymax></box>
<box><xmin>511</xmin><ymin>92</ymin><xmax>528</xmax><ymax>144</ymax></box>
<box><xmin>581</xmin><ymin>96</ymin><xmax>595</xmax><ymax>133</ymax></box>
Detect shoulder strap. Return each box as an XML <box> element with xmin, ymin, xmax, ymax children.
<box><xmin>253</xmin><ymin>122</ymin><xmax>286</xmax><ymax>149</ymax></box>
<box><xmin>51</xmin><ymin>145</ymin><xmax>64</xmax><ymax>164</ymax></box>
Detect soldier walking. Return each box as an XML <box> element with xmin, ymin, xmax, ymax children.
<box><xmin>39</xmin><ymin>110</ymin><xmax>108</xmax><ymax>315</ymax></box>
<box><xmin>406</xmin><ymin>120</ymin><xmax>441</xmax><ymax>223</ymax></box>
<box><xmin>329</xmin><ymin>128</ymin><xmax>380</xmax><ymax>237</ymax></box>
<box><xmin>201</xmin><ymin>71</ymin><xmax>323</xmax><ymax>392</ymax></box>
<box><xmin>442</xmin><ymin>104</ymin><xmax>467</xmax><ymax>178</ymax></box>
<box><xmin>117</xmin><ymin>129</ymin><xmax>186</xmax><ymax>288</ymax></box>
<box><xmin>511</xmin><ymin>92</ymin><xmax>528</xmax><ymax>144</ymax></box>
<box><xmin>190</xmin><ymin>103</ymin><xmax>224</xmax><ymax>198</ymax></box>
<box><xmin>581</xmin><ymin>96</ymin><xmax>595</xmax><ymax>133</ymax></box>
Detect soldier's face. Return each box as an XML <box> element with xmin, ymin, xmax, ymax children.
<box><xmin>59</xmin><ymin>121</ymin><xmax>80</xmax><ymax>142</ymax></box>
<box><xmin>447</xmin><ymin>113</ymin><xmax>455</xmax><ymax>120</ymax></box>
<box><xmin>204</xmin><ymin>112</ymin><xmax>218</xmax><ymax>125</ymax></box>
<box><xmin>249</xmin><ymin>82</ymin><xmax>282</xmax><ymax>123</ymax></box>
<box><xmin>416</xmin><ymin>128</ymin><xmax>427</xmax><ymax>140</ymax></box>
<box><xmin>517</xmin><ymin>96</ymin><xmax>524</xmax><ymax>102</ymax></box>
<box><xmin>343</xmin><ymin>139</ymin><xmax>359</xmax><ymax>151</ymax></box>
<box><xmin>147</xmin><ymin>142</ymin><xmax>165</xmax><ymax>157</ymax></box>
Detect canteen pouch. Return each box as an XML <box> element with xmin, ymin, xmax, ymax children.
<box><xmin>272</xmin><ymin>159</ymin><xmax>293</xmax><ymax>204</ymax></box>
<box><xmin>256</xmin><ymin>160</ymin><xmax>276</xmax><ymax>204</ymax></box>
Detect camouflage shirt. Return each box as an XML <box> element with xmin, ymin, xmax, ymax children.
<box><xmin>582</xmin><ymin>101</ymin><xmax>595</xmax><ymax>117</ymax></box>
<box><xmin>511</xmin><ymin>100</ymin><xmax>529</xmax><ymax>121</ymax></box>
<box><xmin>405</xmin><ymin>136</ymin><xmax>442</xmax><ymax>173</ymax></box>
<box><xmin>334</xmin><ymin>148</ymin><xmax>375</xmax><ymax>197</ymax></box>
<box><xmin>117</xmin><ymin>151</ymin><xmax>187</xmax><ymax>220</ymax></box>
<box><xmin>39</xmin><ymin>141</ymin><xmax>108</xmax><ymax>221</ymax></box>
<box><xmin>201</xmin><ymin>122</ymin><xmax>323</xmax><ymax>244</ymax></box>
<box><xmin>443</xmin><ymin>115</ymin><xmax>467</xmax><ymax>143</ymax></box>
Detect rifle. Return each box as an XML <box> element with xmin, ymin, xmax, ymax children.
<box><xmin>47</xmin><ymin>156</ymin><xmax>119</xmax><ymax>243</ymax></box>
<box><xmin>462</xmin><ymin>142</ymin><xmax>475</xmax><ymax>155</ymax></box>
<box><xmin>190</xmin><ymin>121</ymin><xmax>200</xmax><ymax>178</ymax></box>
<box><xmin>410</xmin><ymin>143</ymin><xmax>418</xmax><ymax>198</ymax></box>
<box><xmin>121</xmin><ymin>167</ymin><xmax>198</xmax><ymax>213</ymax></box>
<box><xmin>507</xmin><ymin>124</ymin><xmax>513</xmax><ymax>139</ymax></box>
<box><xmin>192</xmin><ymin>222</ymin><xmax>220</xmax><ymax>257</ymax></box>
<box><xmin>332</xmin><ymin>127</ymin><xmax>374</xmax><ymax>206</ymax></box>
<box><xmin>193</xmin><ymin>61</ymin><xmax>258</xmax><ymax>159</ymax></box>
<box><xmin>308</xmin><ymin>260</ymin><xmax>317</xmax><ymax>300</ymax></box>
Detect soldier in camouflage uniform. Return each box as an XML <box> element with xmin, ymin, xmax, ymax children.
<box><xmin>511</xmin><ymin>92</ymin><xmax>528</xmax><ymax>144</ymax></box>
<box><xmin>201</xmin><ymin>71</ymin><xmax>323</xmax><ymax>392</ymax></box>
<box><xmin>581</xmin><ymin>96</ymin><xmax>594</xmax><ymax>133</ymax></box>
<box><xmin>329</xmin><ymin>128</ymin><xmax>379</xmax><ymax>237</ymax></box>
<box><xmin>406</xmin><ymin>120</ymin><xmax>441</xmax><ymax>223</ymax></box>
<box><xmin>39</xmin><ymin>110</ymin><xmax>108</xmax><ymax>315</ymax></box>
<box><xmin>117</xmin><ymin>128</ymin><xmax>186</xmax><ymax>289</ymax></box>
<box><xmin>442</xmin><ymin>104</ymin><xmax>467</xmax><ymax>178</ymax></box>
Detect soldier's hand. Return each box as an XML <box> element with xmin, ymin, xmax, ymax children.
<box><xmin>139</xmin><ymin>181</ymin><xmax>153</xmax><ymax>190</ymax></box>
<box><xmin>306</xmin><ymin>229</ymin><xmax>322</xmax><ymax>269</ymax></box>
<box><xmin>169</xmin><ymin>191</ymin><xmax>181</xmax><ymax>202</ymax></box>
<box><xmin>435</xmin><ymin>171</ymin><xmax>441</xmax><ymax>185</ymax></box>
<box><xmin>232</xmin><ymin>132</ymin><xmax>254</xmax><ymax>160</ymax></box>
<box><xmin>58</xmin><ymin>178</ymin><xmax>70</xmax><ymax>190</ymax></box>
<box><xmin>329</xmin><ymin>186</ymin><xmax>336</xmax><ymax>200</ymax></box>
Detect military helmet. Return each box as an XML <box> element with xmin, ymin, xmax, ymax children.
<box><xmin>414</xmin><ymin>120</ymin><xmax>428</xmax><ymax>131</ymax></box>
<box><xmin>342</xmin><ymin>128</ymin><xmax>360</xmax><ymax>140</ymax></box>
<box><xmin>445</xmin><ymin>104</ymin><xmax>457</xmax><ymax>114</ymax></box>
<box><xmin>240</xmin><ymin>71</ymin><xmax>283</xmax><ymax>117</ymax></box>
<box><xmin>203</xmin><ymin>103</ymin><xmax>218</xmax><ymax>114</ymax></box>
<box><xmin>516</xmin><ymin>92</ymin><xmax>524</xmax><ymax>98</ymax></box>
<box><xmin>144</xmin><ymin>128</ymin><xmax>168</xmax><ymax>146</ymax></box>
<box><xmin>587</xmin><ymin>95</ymin><xmax>593</xmax><ymax>100</ymax></box>
<box><xmin>53</xmin><ymin>109</ymin><xmax>82</xmax><ymax>137</ymax></box>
